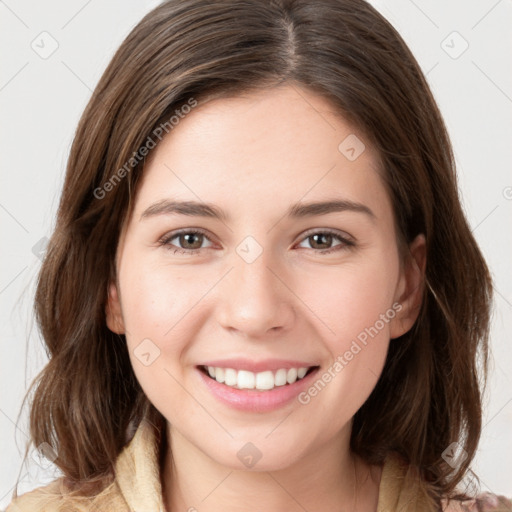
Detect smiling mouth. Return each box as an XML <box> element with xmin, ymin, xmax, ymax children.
<box><xmin>198</xmin><ymin>364</ymin><xmax>319</xmax><ymax>391</ymax></box>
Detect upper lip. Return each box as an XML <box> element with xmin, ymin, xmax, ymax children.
<box><xmin>198</xmin><ymin>358</ymin><xmax>319</xmax><ymax>373</ymax></box>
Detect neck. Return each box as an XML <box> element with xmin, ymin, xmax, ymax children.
<box><xmin>161</xmin><ymin>422</ymin><xmax>382</xmax><ymax>512</ymax></box>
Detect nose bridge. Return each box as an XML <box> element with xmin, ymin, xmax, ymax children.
<box><xmin>216</xmin><ymin>238</ymin><xmax>295</xmax><ymax>336</ymax></box>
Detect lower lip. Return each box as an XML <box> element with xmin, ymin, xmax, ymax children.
<box><xmin>196</xmin><ymin>366</ymin><xmax>320</xmax><ymax>413</ymax></box>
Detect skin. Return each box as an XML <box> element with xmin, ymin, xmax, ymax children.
<box><xmin>106</xmin><ymin>84</ymin><xmax>426</xmax><ymax>512</ymax></box>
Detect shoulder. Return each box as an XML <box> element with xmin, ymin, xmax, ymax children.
<box><xmin>4</xmin><ymin>476</ymin><xmax>127</xmax><ymax>512</ymax></box>
<box><xmin>5</xmin><ymin>478</ymin><xmax>67</xmax><ymax>512</ymax></box>
<box><xmin>442</xmin><ymin>492</ymin><xmax>512</xmax><ymax>512</ymax></box>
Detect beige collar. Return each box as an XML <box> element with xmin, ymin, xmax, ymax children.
<box><xmin>115</xmin><ymin>419</ymin><xmax>434</xmax><ymax>512</ymax></box>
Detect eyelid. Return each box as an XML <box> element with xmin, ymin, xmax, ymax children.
<box><xmin>294</xmin><ymin>228</ymin><xmax>355</xmax><ymax>254</ymax></box>
<box><xmin>157</xmin><ymin>227</ymin><xmax>215</xmax><ymax>248</ymax></box>
<box><xmin>158</xmin><ymin>227</ymin><xmax>356</xmax><ymax>254</ymax></box>
<box><xmin>298</xmin><ymin>227</ymin><xmax>355</xmax><ymax>244</ymax></box>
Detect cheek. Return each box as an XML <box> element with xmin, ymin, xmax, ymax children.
<box><xmin>296</xmin><ymin>254</ymin><xmax>399</xmax><ymax>347</ymax></box>
<box><xmin>118</xmin><ymin>257</ymin><xmax>206</xmax><ymax>413</ymax></box>
<box><xmin>119</xmin><ymin>256</ymin><xmax>204</xmax><ymax>341</ymax></box>
<box><xmin>117</xmin><ymin>257</ymin><xmax>207</xmax><ymax>399</ymax></box>
<box><xmin>294</xmin><ymin>272</ymin><xmax>394</xmax><ymax>424</ymax></box>
<box><xmin>292</xmin><ymin>254</ymin><xmax>398</xmax><ymax>408</ymax></box>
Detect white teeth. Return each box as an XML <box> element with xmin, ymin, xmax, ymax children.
<box><xmin>255</xmin><ymin>371</ymin><xmax>274</xmax><ymax>390</ymax></box>
<box><xmin>216</xmin><ymin>367</ymin><xmax>225</xmax><ymax>383</ymax></box>
<box><xmin>204</xmin><ymin>366</ymin><xmax>312</xmax><ymax>391</ymax></box>
<box><xmin>286</xmin><ymin>368</ymin><xmax>297</xmax><ymax>384</ymax></box>
<box><xmin>224</xmin><ymin>368</ymin><xmax>237</xmax><ymax>386</ymax></box>
<box><xmin>274</xmin><ymin>368</ymin><xmax>287</xmax><ymax>386</ymax></box>
<box><xmin>237</xmin><ymin>370</ymin><xmax>255</xmax><ymax>389</ymax></box>
<box><xmin>297</xmin><ymin>367</ymin><xmax>308</xmax><ymax>379</ymax></box>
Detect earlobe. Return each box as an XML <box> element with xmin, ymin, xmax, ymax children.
<box><xmin>106</xmin><ymin>281</ymin><xmax>125</xmax><ymax>334</ymax></box>
<box><xmin>389</xmin><ymin>234</ymin><xmax>427</xmax><ymax>339</ymax></box>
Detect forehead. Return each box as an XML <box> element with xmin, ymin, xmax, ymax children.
<box><xmin>133</xmin><ymin>85</ymin><xmax>390</xmax><ymax>223</ymax></box>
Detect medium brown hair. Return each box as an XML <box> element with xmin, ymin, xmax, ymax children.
<box><xmin>17</xmin><ymin>0</ymin><xmax>492</xmax><ymax>505</ymax></box>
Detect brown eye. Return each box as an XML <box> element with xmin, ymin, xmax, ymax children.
<box><xmin>178</xmin><ymin>232</ymin><xmax>204</xmax><ymax>250</ymax></box>
<box><xmin>308</xmin><ymin>233</ymin><xmax>333</xmax><ymax>250</ymax></box>
<box><xmin>297</xmin><ymin>229</ymin><xmax>355</xmax><ymax>255</ymax></box>
<box><xmin>158</xmin><ymin>229</ymin><xmax>214</xmax><ymax>254</ymax></box>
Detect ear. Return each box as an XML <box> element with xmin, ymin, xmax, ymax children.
<box><xmin>389</xmin><ymin>234</ymin><xmax>426</xmax><ymax>339</ymax></box>
<box><xmin>106</xmin><ymin>280</ymin><xmax>125</xmax><ymax>334</ymax></box>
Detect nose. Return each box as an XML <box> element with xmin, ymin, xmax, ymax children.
<box><xmin>215</xmin><ymin>250</ymin><xmax>296</xmax><ymax>339</ymax></box>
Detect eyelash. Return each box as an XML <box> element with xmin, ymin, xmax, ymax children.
<box><xmin>157</xmin><ymin>228</ymin><xmax>355</xmax><ymax>256</ymax></box>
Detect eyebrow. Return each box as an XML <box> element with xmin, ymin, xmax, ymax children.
<box><xmin>139</xmin><ymin>198</ymin><xmax>376</xmax><ymax>222</ymax></box>
<box><xmin>140</xmin><ymin>199</ymin><xmax>376</xmax><ymax>222</ymax></box>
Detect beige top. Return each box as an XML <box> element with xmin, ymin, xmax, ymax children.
<box><xmin>6</xmin><ymin>419</ymin><xmax>512</xmax><ymax>512</ymax></box>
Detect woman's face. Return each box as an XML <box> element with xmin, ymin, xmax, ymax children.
<box><xmin>107</xmin><ymin>84</ymin><xmax>424</xmax><ymax>471</ymax></box>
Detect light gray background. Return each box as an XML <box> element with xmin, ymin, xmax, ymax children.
<box><xmin>1</xmin><ymin>0</ymin><xmax>511</xmax><ymax>507</ymax></box>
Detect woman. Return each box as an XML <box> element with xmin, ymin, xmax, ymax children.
<box><xmin>7</xmin><ymin>0</ymin><xmax>511</xmax><ymax>510</ymax></box>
